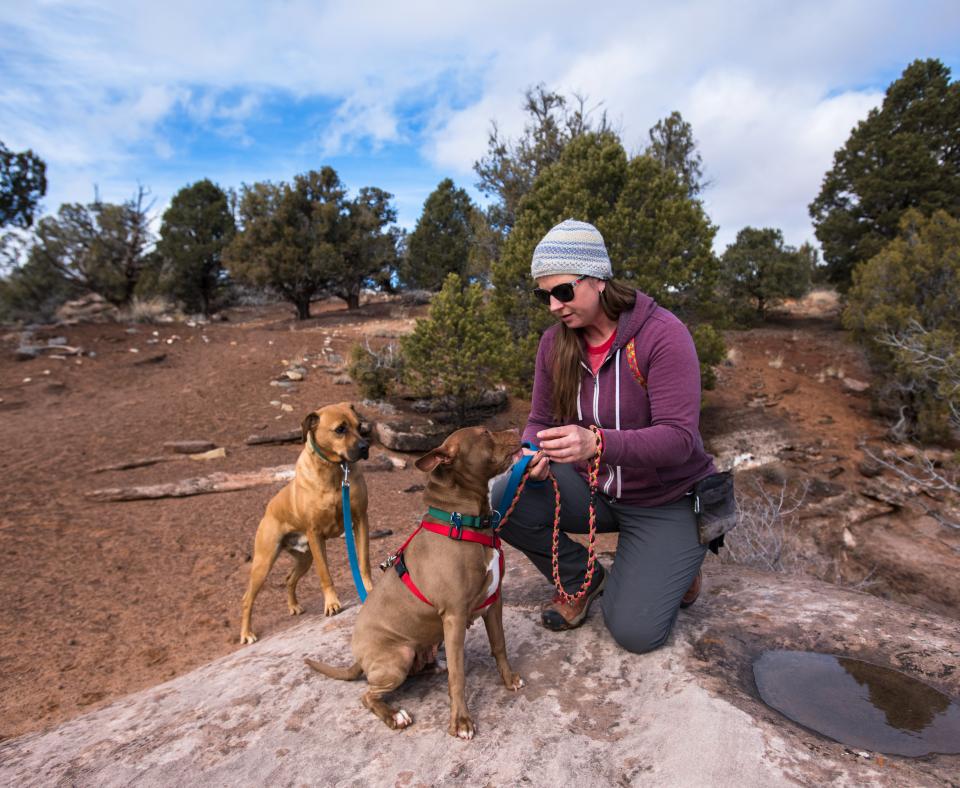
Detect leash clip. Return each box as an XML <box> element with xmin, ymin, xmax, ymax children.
<box><xmin>449</xmin><ymin>512</ymin><xmax>464</xmax><ymax>540</ymax></box>
<box><xmin>486</xmin><ymin>510</ymin><xmax>502</xmax><ymax>529</ymax></box>
<box><xmin>340</xmin><ymin>461</ymin><xmax>351</xmax><ymax>488</ymax></box>
<box><xmin>379</xmin><ymin>553</ymin><xmax>398</xmax><ymax>572</ymax></box>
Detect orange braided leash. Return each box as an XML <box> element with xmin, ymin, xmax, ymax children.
<box><xmin>497</xmin><ymin>425</ymin><xmax>604</xmax><ymax>604</ymax></box>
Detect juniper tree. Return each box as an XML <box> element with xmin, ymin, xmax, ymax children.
<box><xmin>810</xmin><ymin>59</ymin><xmax>960</xmax><ymax>290</ymax></box>
<box><xmin>402</xmin><ymin>178</ymin><xmax>475</xmax><ymax>290</ymax></box>
<box><xmin>721</xmin><ymin>227</ymin><xmax>812</xmax><ymax>320</ymax></box>
<box><xmin>843</xmin><ymin>209</ymin><xmax>960</xmax><ymax>441</ymax></box>
<box><xmin>152</xmin><ymin>179</ymin><xmax>235</xmax><ymax>315</ymax></box>
<box><xmin>401</xmin><ymin>273</ymin><xmax>510</xmax><ymax>426</ymax></box>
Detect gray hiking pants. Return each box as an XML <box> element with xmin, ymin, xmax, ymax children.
<box><xmin>491</xmin><ymin>462</ymin><xmax>707</xmax><ymax>654</ymax></box>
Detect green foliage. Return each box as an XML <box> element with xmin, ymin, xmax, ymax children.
<box><xmin>402</xmin><ymin>178</ymin><xmax>475</xmax><ymax>290</ymax></box>
<box><xmin>0</xmin><ymin>141</ymin><xmax>47</xmax><ymax>229</ymax></box>
<box><xmin>721</xmin><ymin>227</ymin><xmax>812</xmax><ymax>320</ymax></box>
<box><xmin>151</xmin><ymin>180</ymin><xmax>235</xmax><ymax>315</ymax></box>
<box><xmin>225</xmin><ymin>169</ymin><xmax>398</xmax><ymax>317</ymax></box>
<box><xmin>810</xmin><ymin>59</ymin><xmax>960</xmax><ymax>290</ymax></box>
<box><xmin>0</xmin><ymin>246</ymin><xmax>79</xmax><ymax>322</ymax></box>
<box><xmin>27</xmin><ymin>187</ymin><xmax>153</xmax><ymax>306</ymax></box>
<box><xmin>474</xmin><ymin>84</ymin><xmax>609</xmax><ymax>236</ymax></box>
<box><xmin>843</xmin><ymin>209</ymin><xmax>960</xmax><ymax>441</ymax></box>
<box><xmin>645</xmin><ymin>111</ymin><xmax>707</xmax><ymax>199</ymax></box>
<box><xmin>690</xmin><ymin>323</ymin><xmax>727</xmax><ymax>390</ymax></box>
<box><xmin>491</xmin><ymin>131</ymin><xmax>721</xmax><ymax>392</ymax></box>
<box><xmin>401</xmin><ymin>273</ymin><xmax>510</xmax><ymax>426</ymax></box>
<box><xmin>348</xmin><ymin>341</ymin><xmax>403</xmax><ymax>400</ymax></box>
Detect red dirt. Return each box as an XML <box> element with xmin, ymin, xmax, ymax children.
<box><xmin>0</xmin><ymin>292</ymin><xmax>956</xmax><ymax>740</ymax></box>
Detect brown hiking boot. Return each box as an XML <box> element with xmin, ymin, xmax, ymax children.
<box><xmin>540</xmin><ymin>569</ymin><xmax>606</xmax><ymax>631</ymax></box>
<box><xmin>680</xmin><ymin>568</ymin><xmax>702</xmax><ymax>609</ymax></box>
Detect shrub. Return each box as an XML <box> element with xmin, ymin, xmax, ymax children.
<box><xmin>691</xmin><ymin>323</ymin><xmax>727</xmax><ymax>390</ymax></box>
<box><xmin>401</xmin><ymin>273</ymin><xmax>509</xmax><ymax>426</ymax></box>
<box><xmin>843</xmin><ymin>209</ymin><xmax>960</xmax><ymax>441</ymax></box>
<box><xmin>348</xmin><ymin>341</ymin><xmax>403</xmax><ymax>400</ymax></box>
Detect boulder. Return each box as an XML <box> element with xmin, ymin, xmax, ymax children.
<box><xmin>55</xmin><ymin>293</ymin><xmax>119</xmax><ymax>324</ymax></box>
<box><xmin>373</xmin><ymin>420</ymin><xmax>449</xmax><ymax>452</ymax></box>
<box><xmin>0</xmin><ymin>565</ymin><xmax>956</xmax><ymax>786</ymax></box>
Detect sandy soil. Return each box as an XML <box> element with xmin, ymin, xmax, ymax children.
<box><xmin>0</xmin><ymin>291</ymin><xmax>956</xmax><ymax>740</ymax></box>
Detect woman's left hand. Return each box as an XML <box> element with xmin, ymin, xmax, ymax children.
<box><xmin>536</xmin><ymin>425</ymin><xmax>599</xmax><ymax>464</ymax></box>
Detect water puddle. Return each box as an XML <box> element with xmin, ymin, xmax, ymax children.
<box><xmin>753</xmin><ymin>650</ymin><xmax>960</xmax><ymax>756</ymax></box>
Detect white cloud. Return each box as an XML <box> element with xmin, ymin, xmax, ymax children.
<box><xmin>1</xmin><ymin>0</ymin><xmax>957</xmax><ymax>247</ymax></box>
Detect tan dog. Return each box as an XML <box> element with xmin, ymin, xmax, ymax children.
<box><xmin>240</xmin><ymin>402</ymin><xmax>373</xmax><ymax>645</ymax></box>
<box><xmin>306</xmin><ymin>426</ymin><xmax>525</xmax><ymax>739</ymax></box>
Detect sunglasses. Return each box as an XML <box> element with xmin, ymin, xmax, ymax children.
<box><xmin>532</xmin><ymin>275</ymin><xmax>588</xmax><ymax>305</ymax></box>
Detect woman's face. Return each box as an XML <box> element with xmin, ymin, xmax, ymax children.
<box><xmin>535</xmin><ymin>274</ymin><xmax>605</xmax><ymax>329</ymax></box>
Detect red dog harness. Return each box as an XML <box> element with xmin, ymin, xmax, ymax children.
<box><xmin>387</xmin><ymin>517</ymin><xmax>505</xmax><ymax>612</ymax></box>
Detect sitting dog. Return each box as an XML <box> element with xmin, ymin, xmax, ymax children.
<box><xmin>306</xmin><ymin>426</ymin><xmax>525</xmax><ymax>739</ymax></box>
<box><xmin>240</xmin><ymin>402</ymin><xmax>372</xmax><ymax>645</ymax></box>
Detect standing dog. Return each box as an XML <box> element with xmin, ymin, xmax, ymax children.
<box><xmin>240</xmin><ymin>402</ymin><xmax>373</xmax><ymax>645</ymax></box>
<box><xmin>306</xmin><ymin>426</ymin><xmax>525</xmax><ymax>739</ymax></box>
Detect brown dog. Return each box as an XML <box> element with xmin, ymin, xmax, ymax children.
<box><xmin>306</xmin><ymin>426</ymin><xmax>525</xmax><ymax>739</ymax></box>
<box><xmin>239</xmin><ymin>402</ymin><xmax>373</xmax><ymax>645</ymax></box>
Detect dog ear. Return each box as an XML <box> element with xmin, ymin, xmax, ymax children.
<box><xmin>415</xmin><ymin>446</ymin><xmax>457</xmax><ymax>472</ymax></box>
<box><xmin>301</xmin><ymin>412</ymin><xmax>319</xmax><ymax>444</ymax></box>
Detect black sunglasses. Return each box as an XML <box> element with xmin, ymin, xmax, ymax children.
<box><xmin>532</xmin><ymin>275</ymin><xmax>588</xmax><ymax>305</ymax></box>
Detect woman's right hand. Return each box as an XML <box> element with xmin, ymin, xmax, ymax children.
<box><xmin>524</xmin><ymin>448</ymin><xmax>549</xmax><ymax>481</ymax></box>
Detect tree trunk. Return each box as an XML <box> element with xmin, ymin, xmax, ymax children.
<box><xmin>295</xmin><ymin>299</ymin><xmax>312</xmax><ymax>320</ymax></box>
<box><xmin>344</xmin><ymin>292</ymin><xmax>360</xmax><ymax>310</ymax></box>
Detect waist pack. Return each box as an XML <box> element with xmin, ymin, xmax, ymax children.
<box><xmin>692</xmin><ymin>471</ymin><xmax>737</xmax><ymax>554</ymax></box>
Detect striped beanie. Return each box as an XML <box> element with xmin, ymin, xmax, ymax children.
<box><xmin>530</xmin><ymin>219</ymin><xmax>613</xmax><ymax>280</ymax></box>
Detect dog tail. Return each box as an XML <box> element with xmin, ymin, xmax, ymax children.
<box><xmin>304</xmin><ymin>658</ymin><xmax>363</xmax><ymax>681</ymax></box>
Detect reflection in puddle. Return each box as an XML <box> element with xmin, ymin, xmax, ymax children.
<box><xmin>753</xmin><ymin>650</ymin><xmax>960</xmax><ymax>756</ymax></box>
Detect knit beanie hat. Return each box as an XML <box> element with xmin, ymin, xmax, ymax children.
<box><xmin>530</xmin><ymin>219</ymin><xmax>613</xmax><ymax>280</ymax></box>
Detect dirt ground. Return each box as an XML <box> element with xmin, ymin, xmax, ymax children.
<box><xmin>1</xmin><ymin>291</ymin><xmax>957</xmax><ymax>741</ymax></box>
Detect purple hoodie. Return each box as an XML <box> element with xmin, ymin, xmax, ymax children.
<box><xmin>523</xmin><ymin>290</ymin><xmax>716</xmax><ymax>506</ymax></box>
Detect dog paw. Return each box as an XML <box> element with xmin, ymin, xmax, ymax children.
<box><xmin>323</xmin><ymin>599</ymin><xmax>342</xmax><ymax>616</ymax></box>
<box><xmin>239</xmin><ymin>632</ymin><xmax>258</xmax><ymax>645</ymax></box>
<box><xmin>391</xmin><ymin>709</ymin><xmax>413</xmax><ymax>729</ymax></box>
<box><xmin>288</xmin><ymin>603</ymin><xmax>304</xmax><ymax>616</ymax></box>
<box><xmin>506</xmin><ymin>674</ymin><xmax>525</xmax><ymax>691</ymax></box>
<box><xmin>450</xmin><ymin>715</ymin><xmax>475</xmax><ymax>740</ymax></box>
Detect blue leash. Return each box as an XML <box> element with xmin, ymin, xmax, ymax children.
<box><xmin>497</xmin><ymin>441</ymin><xmax>541</xmax><ymax>516</ymax></box>
<box><xmin>339</xmin><ymin>462</ymin><xmax>367</xmax><ymax>603</ymax></box>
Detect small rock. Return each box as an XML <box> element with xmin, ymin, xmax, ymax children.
<box><xmin>825</xmin><ymin>466</ymin><xmax>845</xmax><ymax>479</ymax></box>
<box><xmin>363</xmin><ymin>455</ymin><xmax>395</xmax><ymax>472</ymax></box>
<box><xmin>402</xmin><ymin>484</ymin><xmax>425</xmax><ymax>494</ymax></box>
<box><xmin>333</xmin><ymin>375</ymin><xmax>351</xmax><ymax>385</ymax></box>
<box><xmin>370</xmin><ymin>529</ymin><xmax>394</xmax><ymax>540</ymax></box>
<box><xmin>284</xmin><ymin>370</ymin><xmax>304</xmax><ymax>381</ymax></box>
<box><xmin>269</xmin><ymin>400</ymin><xmax>281</xmax><ymax>407</ymax></box>
<box><xmin>841</xmin><ymin>377</ymin><xmax>870</xmax><ymax>393</ymax></box>
<box><xmin>14</xmin><ymin>347</ymin><xmax>38</xmax><ymax>361</ymax></box>
<box><xmin>280</xmin><ymin>403</ymin><xmax>294</xmax><ymax>412</ymax></box>
<box><xmin>857</xmin><ymin>460</ymin><xmax>882</xmax><ymax>478</ymax></box>
<box><xmin>47</xmin><ymin>336</ymin><xmax>68</xmax><ymax>346</ymax></box>
<box><xmin>842</xmin><ymin>527</ymin><xmax>857</xmax><ymax>548</ymax></box>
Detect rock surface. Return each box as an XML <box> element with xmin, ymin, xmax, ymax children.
<box><xmin>1</xmin><ymin>565</ymin><xmax>957</xmax><ymax>787</ymax></box>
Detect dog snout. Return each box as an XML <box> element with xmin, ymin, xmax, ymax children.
<box><xmin>358</xmin><ymin>440</ymin><xmax>369</xmax><ymax>460</ymax></box>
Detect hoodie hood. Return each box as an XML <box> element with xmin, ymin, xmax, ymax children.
<box><xmin>610</xmin><ymin>290</ymin><xmax>658</xmax><ymax>351</ymax></box>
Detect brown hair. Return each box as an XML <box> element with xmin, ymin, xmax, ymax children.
<box><xmin>550</xmin><ymin>280</ymin><xmax>637</xmax><ymax>423</ymax></box>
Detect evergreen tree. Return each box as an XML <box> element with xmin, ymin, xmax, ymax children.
<box><xmin>226</xmin><ymin>170</ymin><xmax>398</xmax><ymax>317</ymax></box>
<box><xmin>843</xmin><ymin>209</ymin><xmax>960</xmax><ymax>441</ymax></box>
<box><xmin>401</xmin><ymin>273</ymin><xmax>510</xmax><ymax>426</ymax></box>
<box><xmin>153</xmin><ymin>179</ymin><xmax>235</xmax><ymax>315</ymax></box>
<box><xmin>491</xmin><ymin>131</ymin><xmax>722</xmax><ymax>392</ymax></box>
<box><xmin>474</xmin><ymin>84</ymin><xmax>609</xmax><ymax>236</ymax></box>
<box><xmin>0</xmin><ymin>141</ymin><xmax>47</xmax><ymax>229</ymax></box>
<box><xmin>29</xmin><ymin>187</ymin><xmax>153</xmax><ymax>305</ymax></box>
<box><xmin>645</xmin><ymin>111</ymin><xmax>707</xmax><ymax>199</ymax></box>
<box><xmin>810</xmin><ymin>59</ymin><xmax>960</xmax><ymax>290</ymax></box>
<box><xmin>338</xmin><ymin>186</ymin><xmax>399</xmax><ymax>309</ymax></box>
<box><xmin>402</xmin><ymin>178</ymin><xmax>475</xmax><ymax>290</ymax></box>
<box><xmin>721</xmin><ymin>227</ymin><xmax>812</xmax><ymax>319</ymax></box>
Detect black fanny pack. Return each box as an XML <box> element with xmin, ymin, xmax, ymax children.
<box><xmin>692</xmin><ymin>471</ymin><xmax>737</xmax><ymax>554</ymax></box>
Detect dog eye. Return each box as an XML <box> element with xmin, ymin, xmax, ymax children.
<box><xmin>335</xmin><ymin>424</ymin><xmax>347</xmax><ymax>435</ymax></box>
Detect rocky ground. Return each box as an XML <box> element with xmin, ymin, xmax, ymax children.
<box><xmin>0</xmin><ymin>289</ymin><xmax>957</xmax><ymax>745</ymax></box>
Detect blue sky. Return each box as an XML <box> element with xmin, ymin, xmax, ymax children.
<box><xmin>2</xmin><ymin>1</ymin><xmax>958</xmax><ymax>252</ymax></box>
